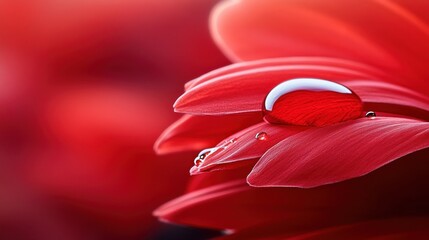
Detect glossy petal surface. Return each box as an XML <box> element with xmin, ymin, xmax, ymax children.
<box><xmin>175</xmin><ymin>64</ymin><xmax>382</xmax><ymax>115</ymax></box>
<box><xmin>248</xmin><ymin>117</ymin><xmax>429</xmax><ymax>188</ymax></box>
<box><xmin>211</xmin><ymin>0</ymin><xmax>429</xmax><ymax>94</ymax></box>
<box><xmin>191</xmin><ymin>122</ymin><xmax>308</xmax><ymax>174</ymax></box>
<box><xmin>156</xmin><ymin>150</ymin><xmax>429</xmax><ymax>230</ymax></box>
<box><xmin>155</xmin><ymin>113</ymin><xmax>261</xmax><ymax>154</ymax></box>
<box><xmin>175</xmin><ymin>63</ymin><xmax>429</xmax><ymax>121</ymax></box>
<box><xmin>185</xmin><ymin>57</ymin><xmax>390</xmax><ymax>90</ymax></box>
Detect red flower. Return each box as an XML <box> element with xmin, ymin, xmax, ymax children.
<box><xmin>155</xmin><ymin>0</ymin><xmax>429</xmax><ymax>238</ymax></box>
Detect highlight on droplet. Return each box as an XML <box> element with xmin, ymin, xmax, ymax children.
<box><xmin>263</xmin><ymin>78</ymin><xmax>363</xmax><ymax>127</ymax></box>
<box><xmin>255</xmin><ymin>132</ymin><xmax>268</xmax><ymax>141</ymax></box>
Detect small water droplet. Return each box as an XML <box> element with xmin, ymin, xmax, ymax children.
<box><xmin>255</xmin><ymin>132</ymin><xmax>268</xmax><ymax>141</ymax></box>
<box><xmin>193</xmin><ymin>147</ymin><xmax>220</xmax><ymax>167</ymax></box>
<box><xmin>222</xmin><ymin>138</ymin><xmax>237</xmax><ymax>148</ymax></box>
<box><xmin>263</xmin><ymin>78</ymin><xmax>362</xmax><ymax>126</ymax></box>
<box><xmin>194</xmin><ymin>158</ymin><xmax>203</xmax><ymax>167</ymax></box>
<box><xmin>365</xmin><ymin>111</ymin><xmax>376</xmax><ymax>119</ymax></box>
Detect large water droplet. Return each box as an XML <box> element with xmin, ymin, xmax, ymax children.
<box><xmin>255</xmin><ymin>132</ymin><xmax>268</xmax><ymax>141</ymax></box>
<box><xmin>263</xmin><ymin>78</ymin><xmax>363</xmax><ymax>127</ymax></box>
<box><xmin>365</xmin><ymin>111</ymin><xmax>376</xmax><ymax>119</ymax></box>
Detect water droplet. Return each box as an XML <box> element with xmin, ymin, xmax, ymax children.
<box><xmin>193</xmin><ymin>147</ymin><xmax>219</xmax><ymax>167</ymax></box>
<box><xmin>365</xmin><ymin>111</ymin><xmax>376</xmax><ymax>119</ymax></box>
<box><xmin>193</xmin><ymin>138</ymin><xmax>238</xmax><ymax>167</ymax></box>
<box><xmin>255</xmin><ymin>132</ymin><xmax>268</xmax><ymax>141</ymax></box>
<box><xmin>223</xmin><ymin>138</ymin><xmax>237</xmax><ymax>148</ymax></box>
<box><xmin>194</xmin><ymin>158</ymin><xmax>203</xmax><ymax>167</ymax></box>
<box><xmin>263</xmin><ymin>78</ymin><xmax>363</xmax><ymax>127</ymax></box>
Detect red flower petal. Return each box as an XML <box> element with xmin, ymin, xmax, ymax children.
<box><xmin>155</xmin><ymin>150</ymin><xmax>429</xmax><ymax>230</ymax></box>
<box><xmin>211</xmin><ymin>0</ymin><xmax>397</xmax><ymax>64</ymax></box>
<box><xmin>175</xmin><ymin>63</ymin><xmax>429</xmax><ymax>120</ymax></box>
<box><xmin>154</xmin><ymin>179</ymin><xmax>251</xmax><ymax>229</ymax></box>
<box><xmin>211</xmin><ymin>0</ymin><xmax>429</xmax><ymax>93</ymax></box>
<box><xmin>154</xmin><ymin>113</ymin><xmax>261</xmax><ymax>154</ymax></box>
<box><xmin>185</xmin><ymin>57</ymin><xmax>389</xmax><ymax>90</ymax></box>
<box><xmin>348</xmin><ymin>80</ymin><xmax>429</xmax><ymax>120</ymax></box>
<box><xmin>187</xmin><ymin>164</ymin><xmax>255</xmax><ymax>192</ymax></box>
<box><xmin>175</xmin><ymin>64</ymin><xmax>383</xmax><ymax>115</ymax></box>
<box><xmin>193</xmin><ymin>122</ymin><xmax>308</xmax><ymax>174</ymax></box>
<box><xmin>248</xmin><ymin>117</ymin><xmax>429</xmax><ymax>188</ymax></box>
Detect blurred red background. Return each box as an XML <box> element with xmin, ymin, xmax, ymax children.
<box><xmin>0</xmin><ymin>0</ymin><xmax>228</xmax><ymax>239</ymax></box>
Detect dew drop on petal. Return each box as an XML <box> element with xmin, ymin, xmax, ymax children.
<box><xmin>263</xmin><ymin>78</ymin><xmax>363</xmax><ymax>127</ymax></box>
<box><xmin>193</xmin><ymin>138</ymin><xmax>238</xmax><ymax>167</ymax></box>
<box><xmin>193</xmin><ymin>147</ymin><xmax>220</xmax><ymax>167</ymax></box>
<box><xmin>365</xmin><ymin>111</ymin><xmax>376</xmax><ymax>119</ymax></box>
<box><xmin>194</xmin><ymin>158</ymin><xmax>203</xmax><ymax>167</ymax></box>
<box><xmin>255</xmin><ymin>132</ymin><xmax>268</xmax><ymax>141</ymax></box>
<box><xmin>223</xmin><ymin>138</ymin><xmax>237</xmax><ymax>148</ymax></box>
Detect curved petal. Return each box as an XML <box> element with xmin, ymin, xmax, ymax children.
<box><xmin>248</xmin><ymin>117</ymin><xmax>429</xmax><ymax>188</ymax></box>
<box><xmin>211</xmin><ymin>0</ymin><xmax>429</xmax><ymax>93</ymax></box>
<box><xmin>185</xmin><ymin>57</ymin><xmax>390</xmax><ymax>90</ymax></box>
<box><xmin>210</xmin><ymin>0</ymin><xmax>398</xmax><ymax>65</ymax></box>
<box><xmin>192</xmin><ymin>123</ymin><xmax>308</xmax><ymax>174</ymax></box>
<box><xmin>154</xmin><ymin>113</ymin><xmax>261</xmax><ymax>154</ymax></box>
<box><xmin>175</xmin><ymin>64</ymin><xmax>429</xmax><ymax>120</ymax></box>
<box><xmin>155</xmin><ymin>150</ymin><xmax>429</xmax><ymax>230</ymax></box>
<box><xmin>175</xmin><ymin>64</ymin><xmax>384</xmax><ymax>115</ymax></box>
<box><xmin>349</xmin><ymin>80</ymin><xmax>429</xmax><ymax>121</ymax></box>
<box><xmin>187</xmin><ymin>164</ymin><xmax>255</xmax><ymax>192</ymax></box>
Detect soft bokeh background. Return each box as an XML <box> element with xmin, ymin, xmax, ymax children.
<box><xmin>0</xmin><ymin>0</ymin><xmax>228</xmax><ymax>239</ymax></box>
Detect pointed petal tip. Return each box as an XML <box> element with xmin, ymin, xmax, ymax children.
<box><xmin>153</xmin><ymin>128</ymin><xmax>174</xmax><ymax>155</ymax></box>
<box><xmin>153</xmin><ymin>135</ymin><xmax>166</xmax><ymax>154</ymax></box>
<box><xmin>190</xmin><ymin>166</ymin><xmax>207</xmax><ymax>176</ymax></box>
<box><xmin>153</xmin><ymin>137</ymin><xmax>194</xmax><ymax>155</ymax></box>
<box><xmin>210</xmin><ymin>0</ymin><xmax>243</xmax><ymax>62</ymax></box>
<box><xmin>153</xmin><ymin>143</ymin><xmax>177</xmax><ymax>155</ymax></box>
<box><xmin>173</xmin><ymin>93</ymin><xmax>190</xmax><ymax>113</ymax></box>
<box><xmin>153</xmin><ymin>146</ymin><xmax>165</xmax><ymax>155</ymax></box>
<box><xmin>172</xmin><ymin>99</ymin><xmax>182</xmax><ymax>112</ymax></box>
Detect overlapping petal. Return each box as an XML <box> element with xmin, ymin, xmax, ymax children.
<box><xmin>175</xmin><ymin>63</ymin><xmax>383</xmax><ymax>114</ymax></box>
<box><xmin>191</xmin><ymin>122</ymin><xmax>308</xmax><ymax>174</ymax></box>
<box><xmin>156</xmin><ymin>150</ymin><xmax>429</xmax><ymax>230</ymax></box>
<box><xmin>175</xmin><ymin>61</ymin><xmax>429</xmax><ymax>121</ymax></box>
<box><xmin>211</xmin><ymin>0</ymin><xmax>429</xmax><ymax>93</ymax></box>
<box><xmin>248</xmin><ymin>117</ymin><xmax>429</xmax><ymax>188</ymax></box>
<box><xmin>154</xmin><ymin>113</ymin><xmax>261</xmax><ymax>154</ymax></box>
<box><xmin>185</xmin><ymin>57</ymin><xmax>390</xmax><ymax>90</ymax></box>
<box><xmin>155</xmin><ymin>0</ymin><xmax>429</xmax><ymax>237</ymax></box>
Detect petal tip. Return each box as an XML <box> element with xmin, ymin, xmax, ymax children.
<box><xmin>209</xmin><ymin>0</ymin><xmax>243</xmax><ymax>62</ymax></box>
<box><xmin>189</xmin><ymin>166</ymin><xmax>201</xmax><ymax>175</ymax></box>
